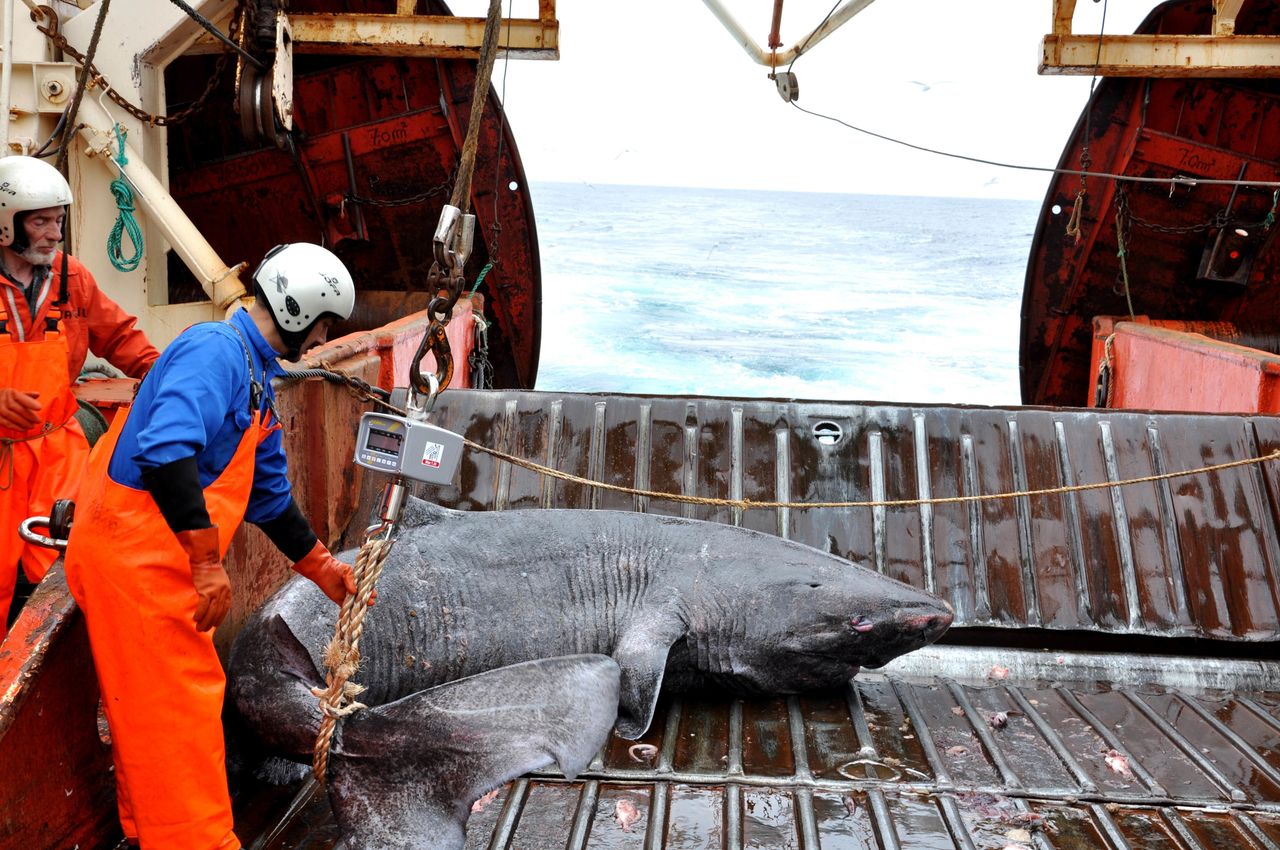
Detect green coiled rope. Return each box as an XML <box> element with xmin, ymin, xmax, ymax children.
<box><xmin>107</xmin><ymin>124</ymin><xmax>143</xmax><ymax>272</ymax></box>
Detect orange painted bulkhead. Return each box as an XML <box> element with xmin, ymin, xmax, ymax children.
<box><xmin>1090</xmin><ymin>316</ymin><xmax>1280</xmax><ymax>412</ymax></box>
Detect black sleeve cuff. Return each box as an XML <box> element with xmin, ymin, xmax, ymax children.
<box><xmin>140</xmin><ymin>456</ymin><xmax>212</xmax><ymax>534</ymax></box>
<box><xmin>252</xmin><ymin>497</ymin><xmax>318</xmax><ymax>563</ymax></box>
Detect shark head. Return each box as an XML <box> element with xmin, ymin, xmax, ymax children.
<box><xmin>669</xmin><ymin>529</ymin><xmax>953</xmax><ymax>695</ymax></box>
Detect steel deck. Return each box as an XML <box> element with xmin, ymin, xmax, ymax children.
<box><xmin>239</xmin><ymin>646</ymin><xmax>1280</xmax><ymax>849</ymax></box>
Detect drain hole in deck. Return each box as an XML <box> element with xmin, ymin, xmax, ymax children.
<box><xmin>813</xmin><ymin>421</ymin><xmax>843</xmax><ymax>446</ymax></box>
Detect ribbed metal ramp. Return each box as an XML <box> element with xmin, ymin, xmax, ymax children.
<box><xmin>464</xmin><ymin>649</ymin><xmax>1280</xmax><ymax>850</ymax></box>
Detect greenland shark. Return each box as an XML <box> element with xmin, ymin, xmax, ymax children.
<box><xmin>228</xmin><ymin>497</ymin><xmax>952</xmax><ymax>848</ymax></box>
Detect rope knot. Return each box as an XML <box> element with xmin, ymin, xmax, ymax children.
<box><xmin>106</xmin><ymin>124</ymin><xmax>143</xmax><ymax>272</ymax></box>
<box><xmin>312</xmin><ymin>531</ymin><xmax>396</xmax><ymax>784</ymax></box>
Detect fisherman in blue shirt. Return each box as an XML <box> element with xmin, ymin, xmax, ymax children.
<box><xmin>64</xmin><ymin>243</ymin><xmax>366</xmax><ymax>849</ymax></box>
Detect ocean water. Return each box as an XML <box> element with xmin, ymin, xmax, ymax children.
<box><xmin>529</xmin><ymin>183</ymin><xmax>1040</xmax><ymax>407</ymax></box>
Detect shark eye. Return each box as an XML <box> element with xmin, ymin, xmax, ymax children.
<box><xmin>808</xmin><ymin>583</ymin><xmax>821</xmax><ymax>589</ymax></box>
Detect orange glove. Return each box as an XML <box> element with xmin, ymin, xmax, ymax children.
<box><xmin>0</xmin><ymin>388</ymin><xmax>40</xmax><ymax>431</ymax></box>
<box><xmin>292</xmin><ymin>540</ymin><xmax>361</xmax><ymax>606</ymax></box>
<box><xmin>177</xmin><ymin>526</ymin><xmax>230</xmax><ymax>632</ymax></box>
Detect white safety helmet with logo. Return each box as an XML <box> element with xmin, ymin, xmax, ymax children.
<box><xmin>0</xmin><ymin>156</ymin><xmax>73</xmax><ymax>250</ymax></box>
<box><xmin>251</xmin><ymin>242</ymin><xmax>356</xmax><ymax>359</ymax></box>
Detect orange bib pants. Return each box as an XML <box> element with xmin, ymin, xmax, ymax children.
<box><xmin>0</xmin><ymin>299</ymin><xmax>85</xmax><ymax>640</ymax></box>
<box><xmin>65</xmin><ymin>402</ymin><xmax>277</xmax><ymax>849</ymax></box>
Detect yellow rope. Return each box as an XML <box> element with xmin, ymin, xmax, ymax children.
<box><xmin>1065</xmin><ymin>187</ymin><xmax>1086</xmax><ymax>243</ymax></box>
<box><xmin>349</xmin><ymin>384</ymin><xmax>1280</xmax><ymax>510</ymax></box>
<box><xmin>310</xmin><ymin>535</ymin><xmax>394</xmax><ymax>784</ymax></box>
<box><xmin>462</xmin><ymin>439</ymin><xmax>1280</xmax><ymax>511</ymax></box>
<box><xmin>0</xmin><ymin>417</ymin><xmax>72</xmax><ymax>490</ymax></box>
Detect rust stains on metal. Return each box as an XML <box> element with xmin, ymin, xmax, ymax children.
<box><xmin>1042</xmin><ymin>0</ymin><xmax>1276</xmax><ymax>76</ymax></box>
<box><xmin>166</xmin><ymin>46</ymin><xmax>540</xmax><ymax>389</ymax></box>
<box><xmin>1023</xmin><ymin>0</ymin><xmax>1280</xmax><ymax>407</ymax></box>
<box><xmin>288</xmin><ymin>13</ymin><xmax>559</xmax><ymax>59</ymax></box>
<box><xmin>0</xmin><ymin>568</ymin><xmax>117</xmax><ymax>849</ymax></box>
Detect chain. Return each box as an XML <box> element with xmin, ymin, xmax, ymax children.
<box><xmin>1113</xmin><ymin>189</ymin><xmax>1137</xmax><ymax>318</ymax></box>
<box><xmin>1127</xmin><ymin>206</ymin><xmax>1229</xmax><ymax>235</ymax></box>
<box><xmin>468</xmin><ymin>314</ymin><xmax>493</xmax><ymax>389</ymax></box>
<box><xmin>1120</xmin><ymin>190</ymin><xmax>1278</xmax><ymax>236</ymax></box>
<box><xmin>346</xmin><ymin>181</ymin><xmax>451</xmax><ymax>209</ymax></box>
<box><xmin>33</xmin><ymin>4</ymin><xmax>237</xmax><ymax>127</ymax></box>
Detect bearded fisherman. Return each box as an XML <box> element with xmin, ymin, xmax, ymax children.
<box><xmin>64</xmin><ymin>242</ymin><xmax>367</xmax><ymax>849</ymax></box>
<box><xmin>0</xmin><ymin>155</ymin><xmax>158</xmax><ymax>639</ymax></box>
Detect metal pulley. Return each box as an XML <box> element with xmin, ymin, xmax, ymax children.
<box><xmin>238</xmin><ymin>64</ymin><xmax>280</xmax><ymax>147</ymax></box>
<box><xmin>774</xmin><ymin>71</ymin><xmax>799</xmax><ymax>103</ymax></box>
<box><xmin>19</xmin><ymin>499</ymin><xmax>75</xmax><ymax>550</ymax></box>
<box><xmin>236</xmin><ymin>10</ymin><xmax>293</xmax><ymax>147</ymax></box>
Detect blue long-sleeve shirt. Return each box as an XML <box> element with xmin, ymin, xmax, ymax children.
<box><xmin>108</xmin><ymin>308</ymin><xmax>293</xmax><ymax>524</ymax></box>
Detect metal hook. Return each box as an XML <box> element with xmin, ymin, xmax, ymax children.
<box><xmin>406</xmin><ymin>371</ymin><xmax>440</xmax><ymax>422</ymax></box>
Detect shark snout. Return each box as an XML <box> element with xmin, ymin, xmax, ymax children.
<box><xmin>898</xmin><ymin>596</ymin><xmax>954</xmax><ymax>638</ymax></box>
<box><xmin>858</xmin><ymin>599</ymin><xmax>953</xmax><ymax>669</ymax></box>
<box><xmin>898</xmin><ymin>609</ymin><xmax>953</xmax><ymax>641</ymax></box>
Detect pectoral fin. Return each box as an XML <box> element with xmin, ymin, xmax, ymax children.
<box><xmin>330</xmin><ymin>654</ymin><xmax>620</xmax><ymax>850</ymax></box>
<box><xmin>613</xmin><ymin>613</ymin><xmax>684</xmax><ymax>739</ymax></box>
<box><xmin>227</xmin><ymin>613</ymin><xmax>328</xmax><ymax>757</ymax></box>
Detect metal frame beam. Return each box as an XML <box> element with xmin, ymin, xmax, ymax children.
<box><xmin>702</xmin><ymin>0</ymin><xmax>876</xmax><ymax>67</ymax></box>
<box><xmin>1214</xmin><ymin>0</ymin><xmax>1247</xmax><ymax>36</ymax></box>
<box><xmin>1040</xmin><ymin>34</ymin><xmax>1280</xmax><ymax>77</ymax></box>
<box><xmin>287</xmin><ymin>2</ymin><xmax>558</xmax><ymax>59</ymax></box>
<box><xmin>1043</xmin><ymin>0</ymin><xmax>1278</xmax><ymax>76</ymax></box>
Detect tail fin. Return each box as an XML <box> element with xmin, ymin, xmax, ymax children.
<box><xmin>329</xmin><ymin>654</ymin><xmax>620</xmax><ymax>850</ymax></box>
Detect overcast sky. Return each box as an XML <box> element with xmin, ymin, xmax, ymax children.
<box><xmin>454</xmin><ymin>1</ymin><xmax>1156</xmax><ymax>200</ymax></box>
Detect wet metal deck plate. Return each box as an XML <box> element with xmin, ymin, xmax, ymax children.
<box><xmin>240</xmin><ymin>646</ymin><xmax>1280</xmax><ymax>849</ymax></box>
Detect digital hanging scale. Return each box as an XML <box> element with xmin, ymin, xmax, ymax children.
<box><xmin>354</xmin><ymin>410</ymin><xmax>463</xmax><ymax>486</ymax></box>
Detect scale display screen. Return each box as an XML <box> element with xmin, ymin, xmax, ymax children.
<box><xmin>364</xmin><ymin>427</ymin><xmax>403</xmax><ymax>457</ymax></box>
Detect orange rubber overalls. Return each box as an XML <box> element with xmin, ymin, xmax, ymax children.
<box><xmin>64</xmin><ymin>339</ymin><xmax>278</xmax><ymax>850</ymax></box>
<box><xmin>0</xmin><ymin>285</ymin><xmax>85</xmax><ymax>641</ymax></box>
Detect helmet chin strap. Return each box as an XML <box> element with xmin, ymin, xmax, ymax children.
<box><xmin>279</xmin><ymin>328</ymin><xmax>308</xmax><ymax>362</ymax></box>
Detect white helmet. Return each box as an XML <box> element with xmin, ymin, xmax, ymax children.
<box><xmin>251</xmin><ymin>242</ymin><xmax>356</xmax><ymax>357</ymax></box>
<box><xmin>0</xmin><ymin>156</ymin><xmax>73</xmax><ymax>248</ymax></box>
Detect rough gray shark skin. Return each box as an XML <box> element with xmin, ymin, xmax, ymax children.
<box><xmin>327</xmin><ymin>655</ymin><xmax>620</xmax><ymax>850</ymax></box>
<box><xmin>230</xmin><ymin>498</ymin><xmax>952</xmax><ymax>745</ymax></box>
